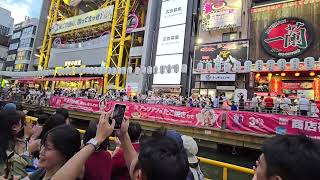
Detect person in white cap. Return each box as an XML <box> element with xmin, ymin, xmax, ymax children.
<box><xmin>181</xmin><ymin>135</ymin><xmax>205</xmax><ymax>180</ymax></box>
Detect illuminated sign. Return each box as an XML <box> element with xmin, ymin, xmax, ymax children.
<box><xmin>261</xmin><ymin>17</ymin><xmax>313</xmax><ymax>58</ymax></box>
<box><xmin>51</xmin><ymin>6</ymin><xmax>114</xmax><ymax>35</ymax></box>
<box><xmin>65</xmin><ymin>60</ymin><xmax>81</xmax><ymax>66</ymax></box>
<box><xmin>201</xmin><ymin>0</ymin><xmax>242</xmax><ymax>31</ymax></box>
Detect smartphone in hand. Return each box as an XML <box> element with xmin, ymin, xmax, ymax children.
<box><xmin>111</xmin><ymin>104</ymin><xmax>126</xmax><ymax>130</ymax></box>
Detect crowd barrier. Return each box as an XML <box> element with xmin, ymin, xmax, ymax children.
<box><xmin>48</xmin><ymin>96</ymin><xmax>320</xmax><ymax>139</ymax></box>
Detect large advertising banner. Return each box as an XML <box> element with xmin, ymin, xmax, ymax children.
<box><xmin>49</xmin><ymin>96</ymin><xmax>223</xmax><ymax>128</ymax></box>
<box><xmin>51</xmin><ymin>5</ymin><xmax>114</xmax><ymax>34</ymax></box>
<box><xmin>201</xmin><ymin>0</ymin><xmax>242</xmax><ymax>31</ymax></box>
<box><xmin>193</xmin><ymin>41</ymin><xmax>249</xmax><ymax>74</ymax></box>
<box><xmin>49</xmin><ymin>96</ymin><xmax>101</xmax><ymax>112</ymax></box>
<box><xmin>105</xmin><ymin>101</ymin><xmax>223</xmax><ymax>128</ymax></box>
<box><xmin>226</xmin><ymin>111</ymin><xmax>320</xmax><ymax>139</ymax></box>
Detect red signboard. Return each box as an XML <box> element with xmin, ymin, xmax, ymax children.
<box><xmin>261</xmin><ymin>17</ymin><xmax>313</xmax><ymax>58</ymax></box>
<box><xmin>226</xmin><ymin>111</ymin><xmax>320</xmax><ymax>139</ymax></box>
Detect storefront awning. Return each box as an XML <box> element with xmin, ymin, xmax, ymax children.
<box><xmin>15</xmin><ymin>77</ymin><xmax>103</xmax><ymax>82</ymax></box>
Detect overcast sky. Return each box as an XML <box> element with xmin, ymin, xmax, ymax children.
<box><xmin>0</xmin><ymin>0</ymin><xmax>43</xmax><ymax>24</ymax></box>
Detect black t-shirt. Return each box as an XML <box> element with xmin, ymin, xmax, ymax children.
<box><xmin>29</xmin><ymin>169</ymin><xmax>46</xmax><ymax>180</ymax></box>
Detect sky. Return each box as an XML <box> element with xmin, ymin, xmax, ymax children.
<box><xmin>0</xmin><ymin>0</ymin><xmax>43</xmax><ymax>24</ymax></box>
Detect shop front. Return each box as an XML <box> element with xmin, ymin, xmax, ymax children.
<box><xmin>254</xmin><ymin>70</ymin><xmax>320</xmax><ymax>101</ymax></box>
<box><xmin>192</xmin><ymin>41</ymin><xmax>249</xmax><ymax>98</ymax></box>
<box><xmin>250</xmin><ymin>0</ymin><xmax>320</xmax><ymax>101</ymax></box>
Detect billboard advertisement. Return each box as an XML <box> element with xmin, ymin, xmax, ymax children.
<box><xmin>159</xmin><ymin>0</ymin><xmax>189</xmax><ymax>28</ymax></box>
<box><xmin>193</xmin><ymin>41</ymin><xmax>249</xmax><ymax>74</ymax></box>
<box><xmin>201</xmin><ymin>0</ymin><xmax>242</xmax><ymax>31</ymax></box>
<box><xmin>261</xmin><ymin>17</ymin><xmax>313</xmax><ymax>58</ymax></box>
<box><xmin>156</xmin><ymin>24</ymin><xmax>186</xmax><ymax>55</ymax></box>
<box><xmin>51</xmin><ymin>5</ymin><xmax>114</xmax><ymax>34</ymax></box>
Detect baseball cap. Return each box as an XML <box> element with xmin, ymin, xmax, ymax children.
<box><xmin>166</xmin><ymin>130</ymin><xmax>183</xmax><ymax>147</ymax></box>
<box><xmin>3</xmin><ymin>103</ymin><xmax>17</xmax><ymax>111</ymax></box>
<box><xmin>181</xmin><ymin>135</ymin><xmax>198</xmax><ymax>164</ymax></box>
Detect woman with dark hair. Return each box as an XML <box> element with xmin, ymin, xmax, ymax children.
<box><xmin>0</xmin><ymin>110</ymin><xmax>30</xmax><ymax>178</ymax></box>
<box><xmin>28</xmin><ymin>125</ymin><xmax>81</xmax><ymax>180</ymax></box>
<box><xmin>28</xmin><ymin>114</ymin><xmax>66</xmax><ymax>159</ymax></box>
<box><xmin>0</xmin><ymin>111</ymin><xmax>13</xmax><ymax>176</ymax></box>
<box><xmin>82</xmin><ymin>120</ymin><xmax>112</xmax><ymax>180</ymax></box>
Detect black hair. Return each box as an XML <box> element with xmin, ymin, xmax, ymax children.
<box><xmin>262</xmin><ymin>135</ymin><xmax>320</xmax><ymax>180</ymax></box>
<box><xmin>39</xmin><ymin>114</ymin><xmax>66</xmax><ymax>140</ymax></box>
<box><xmin>37</xmin><ymin>114</ymin><xmax>49</xmax><ymax>125</ymax></box>
<box><xmin>83</xmin><ymin>120</ymin><xmax>109</xmax><ymax>151</ymax></box>
<box><xmin>6</xmin><ymin>110</ymin><xmax>21</xmax><ymax>128</ymax></box>
<box><xmin>138</xmin><ymin>135</ymin><xmax>189</xmax><ymax>180</ymax></box>
<box><xmin>0</xmin><ymin>111</ymin><xmax>13</xmax><ymax>163</ymax></box>
<box><xmin>55</xmin><ymin>108</ymin><xmax>69</xmax><ymax>120</ymax></box>
<box><xmin>285</xmin><ymin>94</ymin><xmax>289</xmax><ymax>98</ymax></box>
<box><xmin>42</xmin><ymin>125</ymin><xmax>81</xmax><ymax>161</ymax></box>
<box><xmin>128</xmin><ymin>122</ymin><xmax>142</xmax><ymax>142</ymax></box>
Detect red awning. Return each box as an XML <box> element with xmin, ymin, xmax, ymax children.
<box><xmin>40</xmin><ymin>77</ymin><xmax>103</xmax><ymax>82</ymax></box>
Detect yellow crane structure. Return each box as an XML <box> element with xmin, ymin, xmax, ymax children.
<box><xmin>38</xmin><ymin>0</ymin><xmax>144</xmax><ymax>93</ymax></box>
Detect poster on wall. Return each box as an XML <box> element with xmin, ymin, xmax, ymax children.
<box><xmin>261</xmin><ymin>17</ymin><xmax>313</xmax><ymax>58</ymax></box>
<box><xmin>159</xmin><ymin>0</ymin><xmax>189</xmax><ymax>28</ymax></box>
<box><xmin>193</xmin><ymin>41</ymin><xmax>249</xmax><ymax>74</ymax></box>
<box><xmin>201</xmin><ymin>0</ymin><xmax>242</xmax><ymax>31</ymax></box>
<box><xmin>156</xmin><ymin>24</ymin><xmax>186</xmax><ymax>55</ymax></box>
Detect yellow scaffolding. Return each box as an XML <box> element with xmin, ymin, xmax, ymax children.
<box><xmin>38</xmin><ymin>0</ymin><xmax>138</xmax><ymax>94</ymax></box>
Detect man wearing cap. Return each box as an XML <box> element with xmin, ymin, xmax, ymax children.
<box><xmin>182</xmin><ymin>135</ymin><xmax>205</xmax><ymax>180</ymax></box>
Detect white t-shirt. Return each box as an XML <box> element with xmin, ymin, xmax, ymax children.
<box><xmin>298</xmin><ymin>98</ymin><xmax>310</xmax><ymax>111</ymax></box>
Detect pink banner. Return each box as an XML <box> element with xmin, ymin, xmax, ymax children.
<box><xmin>226</xmin><ymin>111</ymin><xmax>320</xmax><ymax>139</ymax></box>
<box><xmin>104</xmin><ymin>101</ymin><xmax>223</xmax><ymax>128</ymax></box>
<box><xmin>48</xmin><ymin>96</ymin><xmax>223</xmax><ymax>128</ymax></box>
<box><xmin>49</xmin><ymin>96</ymin><xmax>101</xmax><ymax>112</ymax></box>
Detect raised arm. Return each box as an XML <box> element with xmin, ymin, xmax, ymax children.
<box><xmin>117</xmin><ymin>118</ymin><xmax>138</xmax><ymax>169</ymax></box>
<box><xmin>51</xmin><ymin>113</ymin><xmax>115</xmax><ymax>180</ymax></box>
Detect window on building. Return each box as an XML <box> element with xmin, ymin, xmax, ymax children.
<box><xmin>17</xmin><ymin>51</ymin><xmax>31</xmax><ymax>61</ymax></box>
<box><xmin>14</xmin><ymin>64</ymin><xmax>28</xmax><ymax>72</ymax></box>
<box><xmin>9</xmin><ymin>43</ymin><xmax>19</xmax><ymax>50</ymax></box>
<box><xmin>11</xmin><ymin>31</ymin><xmax>21</xmax><ymax>39</ymax></box>
<box><xmin>21</xmin><ymin>26</ymin><xmax>34</xmax><ymax>37</ymax></box>
<box><xmin>6</xmin><ymin>54</ymin><xmax>16</xmax><ymax>61</ymax></box>
<box><xmin>222</xmin><ymin>32</ymin><xmax>237</xmax><ymax>42</ymax></box>
<box><xmin>19</xmin><ymin>38</ymin><xmax>33</xmax><ymax>48</ymax></box>
<box><xmin>0</xmin><ymin>25</ymin><xmax>10</xmax><ymax>36</ymax></box>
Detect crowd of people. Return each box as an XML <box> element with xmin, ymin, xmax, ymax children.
<box><xmin>1</xmin><ymin>86</ymin><xmax>319</xmax><ymax>117</ymax></box>
<box><xmin>0</xmin><ymin>102</ymin><xmax>320</xmax><ymax>180</ymax></box>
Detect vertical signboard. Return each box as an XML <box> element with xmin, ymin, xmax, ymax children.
<box><xmin>153</xmin><ymin>0</ymin><xmax>189</xmax><ymax>85</ymax></box>
<box><xmin>160</xmin><ymin>0</ymin><xmax>188</xmax><ymax>28</ymax></box>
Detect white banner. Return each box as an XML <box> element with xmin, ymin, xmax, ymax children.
<box><xmin>51</xmin><ymin>6</ymin><xmax>114</xmax><ymax>34</ymax></box>
<box><xmin>200</xmin><ymin>74</ymin><xmax>236</xmax><ymax>81</ymax></box>
<box><xmin>160</xmin><ymin>0</ymin><xmax>188</xmax><ymax>28</ymax></box>
<box><xmin>156</xmin><ymin>24</ymin><xmax>186</xmax><ymax>55</ymax></box>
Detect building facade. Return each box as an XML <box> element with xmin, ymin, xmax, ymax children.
<box><xmin>250</xmin><ymin>0</ymin><xmax>320</xmax><ymax>101</ymax></box>
<box><xmin>191</xmin><ymin>0</ymin><xmax>251</xmax><ymax>100</ymax></box>
<box><xmin>6</xmin><ymin>18</ymin><xmax>39</xmax><ymax>72</ymax></box>
<box><xmin>0</xmin><ymin>7</ymin><xmax>14</xmax><ymax>71</ymax></box>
